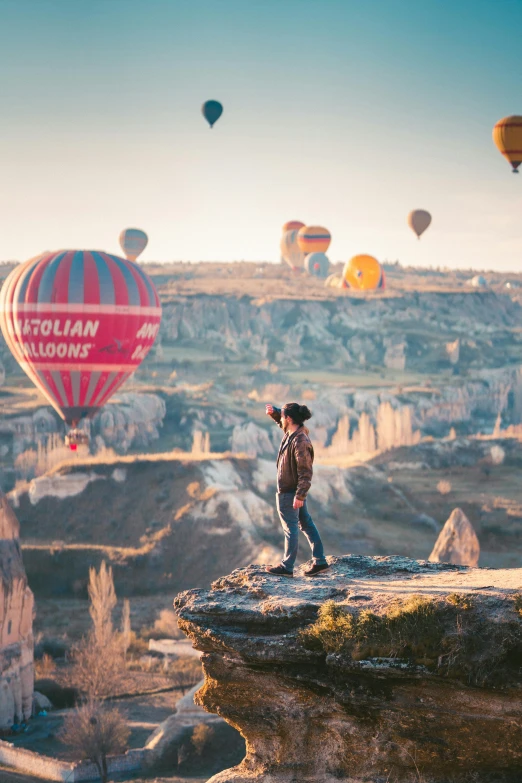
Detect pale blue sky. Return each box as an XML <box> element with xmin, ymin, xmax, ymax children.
<box><xmin>0</xmin><ymin>0</ymin><xmax>520</xmax><ymax>269</ymax></box>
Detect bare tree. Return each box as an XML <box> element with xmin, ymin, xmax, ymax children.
<box><xmin>121</xmin><ymin>598</ymin><xmax>131</xmax><ymax>661</ymax></box>
<box><xmin>168</xmin><ymin>656</ymin><xmax>203</xmax><ymax>695</ymax></box>
<box><xmin>68</xmin><ymin>632</ymin><xmax>127</xmax><ymax>699</ymax></box>
<box><xmin>60</xmin><ymin>700</ymin><xmax>129</xmax><ymax>783</ymax></box>
<box><xmin>89</xmin><ymin>561</ymin><xmax>117</xmax><ymax>648</ymax></box>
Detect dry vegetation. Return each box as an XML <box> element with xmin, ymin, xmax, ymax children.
<box><xmin>299</xmin><ymin>593</ymin><xmax>522</xmax><ymax>687</ymax></box>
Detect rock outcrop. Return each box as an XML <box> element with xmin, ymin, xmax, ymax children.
<box><xmin>176</xmin><ymin>556</ymin><xmax>522</xmax><ymax>783</ymax></box>
<box><xmin>146</xmin><ymin>679</ymin><xmax>224</xmax><ymax>762</ymax></box>
<box><xmin>0</xmin><ymin>490</ymin><xmax>34</xmax><ymax>729</ymax></box>
<box><xmin>429</xmin><ymin>507</ymin><xmax>480</xmax><ymax>566</ymax></box>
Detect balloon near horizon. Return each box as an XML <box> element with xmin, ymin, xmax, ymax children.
<box><xmin>493</xmin><ymin>115</ymin><xmax>522</xmax><ymax>173</ymax></box>
<box><xmin>342</xmin><ymin>255</ymin><xmax>385</xmax><ymax>291</ymax></box>
<box><xmin>297</xmin><ymin>226</ymin><xmax>331</xmax><ymax>255</ymax></box>
<box><xmin>0</xmin><ymin>250</ymin><xmax>162</xmax><ymax>427</ymax></box>
<box><xmin>305</xmin><ymin>252</ymin><xmax>330</xmax><ymax>278</ymax></box>
<box><xmin>280</xmin><ymin>229</ymin><xmax>306</xmax><ymax>270</ymax></box>
<box><xmin>119</xmin><ymin>228</ymin><xmax>148</xmax><ymax>261</ymax></box>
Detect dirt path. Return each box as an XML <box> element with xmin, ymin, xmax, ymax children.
<box><xmin>0</xmin><ymin>767</ymin><xmax>50</xmax><ymax>783</ymax></box>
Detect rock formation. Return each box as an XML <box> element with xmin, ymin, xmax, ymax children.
<box><xmin>230</xmin><ymin>423</ymin><xmax>275</xmax><ymax>457</ymax></box>
<box><xmin>146</xmin><ymin>679</ymin><xmax>224</xmax><ymax>762</ymax></box>
<box><xmin>429</xmin><ymin>507</ymin><xmax>480</xmax><ymax>566</ymax></box>
<box><xmin>176</xmin><ymin>556</ymin><xmax>522</xmax><ymax>783</ymax></box>
<box><xmin>89</xmin><ymin>392</ymin><xmax>166</xmax><ymax>452</ymax></box>
<box><xmin>0</xmin><ymin>490</ymin><xmax>34</xmax><ymax>729</ymax></box>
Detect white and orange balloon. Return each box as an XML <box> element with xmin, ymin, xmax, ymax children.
<box><xmin>280</xmin><ymin>229</ymin><xmax>306</xmax><ymax>270</ymax></box>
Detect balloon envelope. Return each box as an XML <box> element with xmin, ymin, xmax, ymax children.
<box><xmin>324</xmin><ymin>273</ymin><xmax>341</xmax><ymax>289</ymax></box>
<box><xmin>493</xmin><ymin>116</ymin><xmax>522</xmax><ymax>173</ymax></box>
<box><xmin>280</xmin><ymin>229</ymin><xmax>306</xmax><ymax>270</ymax></box>
<box><xmin>282</xmin><ymin>220</ymin><xmax>305</xmax><ymax>233</ymax></box>
<box><xmin>0</xmin><ymin>250</ymin><xmax>162</xmax><ymax>425</ymax></box>
<box><xmin>305</xmin><ymin>252</ymin><xmax>330</xmax><ymax>278</ymax></box>
<box><xmin>119</xmin><ymin>228</ymin><xmax>148</xmax><ymax>261</ymax></box>
<box><xmin>202</xmin><ymin>100</ymin><xmax>223</xmax><ymax>128</ymax></box>
<box><xmin>343</xmin><ymin>255</ymin><xmax>384</xmax><ymax>291</ymax></box>
<box><xmin>407</xmin><ymin>210</ymin><xmax>432</xmax><ymax>239</ymax></box>
<box><xmin>297</xmin><ymin>226</ymin><xmax>331</xmax><ymax>254</ymax></box>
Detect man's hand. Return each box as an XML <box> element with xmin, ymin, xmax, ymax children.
<box><xmin>265</xmin><ymin>404</ymin><xmax>274</xmax><ymax>416</ymax></box>
<box><xmin>293</xmin><ymin>497</ymin><xmax>304</xmax><ymax>509</ymax></box>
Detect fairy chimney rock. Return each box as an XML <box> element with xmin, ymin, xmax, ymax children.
<box><xmin>0</xmin><ymin>489</ymin><xmax>35</xmax><ymax>729</ymax></box>
<box><xmin>429</xmin><ymin>507</ymin><xmax>480</xmax><ymax>567</ymax></box>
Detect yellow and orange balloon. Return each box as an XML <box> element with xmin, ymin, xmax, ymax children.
<box><xmin>342</xmin><ymin>255</ymin><xmax>385</xmax><ymax>291</ymax></box>
<box><xmin>493</xmin><ymin>116</ymin><xmax>522</xmax><ymax>173</ymax></box>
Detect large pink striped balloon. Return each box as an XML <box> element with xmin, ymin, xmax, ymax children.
<box><xmin>0</xmin><ymin>250</ymin><xmax>162</xmax><ymax>426</ymax></box>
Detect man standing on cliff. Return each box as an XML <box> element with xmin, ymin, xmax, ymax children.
<box><xmin>264</xmin><ymin>402</ymin><xmax>329</xmax><ymax>577</ymax></box>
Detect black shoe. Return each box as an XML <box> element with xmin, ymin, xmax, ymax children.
<box><xmin>304</xmin><ymin>563</ymin><xmax>330</xmax><ymax>577</ymax></box>
<box><xmin>265</xmin><ymin>565</ymin><xmax>293</xmax><ymax>577</ymax></box>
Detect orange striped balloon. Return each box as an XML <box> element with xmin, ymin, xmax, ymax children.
<box><xmin>492</xmin><ymin>116</ymin><xmax>522</xmax><ymax>173</ymax></box>
<box><xmin>297</xmin><ymin>225</ymin><xmax>331</xmax><ymax>254</ymax></box>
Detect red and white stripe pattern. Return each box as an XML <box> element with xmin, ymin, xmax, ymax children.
<box><xmin>0</xmin><ymin>250</ymin><xmax>162</xmax><ymax>425</ymax></box>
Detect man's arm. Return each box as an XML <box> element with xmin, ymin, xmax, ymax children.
<box><xmin>294</xmin><ymin>439</ymin><xmax>313</xmax><ymax>501</ymax></box>
<box><xmin>265</xmin><ymin>404</ymin><xmax>283</xmax><ymax>428</ymax></box>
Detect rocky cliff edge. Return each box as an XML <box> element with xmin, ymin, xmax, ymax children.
<box><xmin>175</xmin><ymin>555</ymin><xmax>522</xmax><ymax>783</ymax></box>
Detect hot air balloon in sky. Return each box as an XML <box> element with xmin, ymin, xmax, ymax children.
<box><xmin>305</xmin><ymin>252</ymin><xmax>330</xmax><ymax>278</ymax></box>
<box><xmin>280</xmin><ymin>230</ymin><xmax>306</xmax><ymax>270</ymax></box>
<box><xmin>202</xmin><ymin>100</ymin><xmax>223</xmax><ymax>128</ymax></box>
<box><xmin>342</xmin><ymin>255</ymin><xmax>384</xmax><ymax>291</ymax></box>
<box><xmin>493</xmin><ymin>116</ymin><xmax>522</xmax><ymax>173</ymax></box>
<box><xmin>119</xmin><ymin>228</ymin><xmax>148</xmax><ymax>261</ymax></box>
<box><xmin>407</xmin><ymin>210</ymin><xmax>432</xmax><ymax>239</ymax></box>
<box><xmin>0</xmin><ymin>250</ymin><xmax>162</xmax><ymax>427</ymax></box>
<box><xmin>297</xmin><ymin>226</ymin><xmax>331</xmax><ymax>254</ymax></box>
<box><xmin>282</xmin><ymin>220</ymin><xmax>305</xmax><ymax>233</ymax></box>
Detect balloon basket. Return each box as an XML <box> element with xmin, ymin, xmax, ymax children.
<box><xmin>65</xmin><ymin>429</ymin><xmax>89</xmax><ymax>451</ymax></box>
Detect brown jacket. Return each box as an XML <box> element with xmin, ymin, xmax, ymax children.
<box><xmin>269</xmin><ymin>407</ymin><xmax>314</xmax><ymax>500</ymax></box>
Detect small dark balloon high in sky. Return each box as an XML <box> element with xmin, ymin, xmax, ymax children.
<box><xmin>202</xmin><ymin>100</ymin><xmax>223</xmax><ymax>128</ymax></box>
